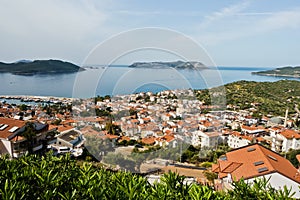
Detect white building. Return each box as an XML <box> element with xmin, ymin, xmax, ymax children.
<box><xmin>270</xmin><ymin>129</ymin><xmax>300</xmax><ymax>153</ymax></box>
<box><xmin>227</xmin><ymin>131</ymin><xmax>251</xmax><ymax>149</ymax></box>
<box><xmin>198</xmin><ymin>131</ymin><xmax>221</xmax><ymax>148</ymax></box>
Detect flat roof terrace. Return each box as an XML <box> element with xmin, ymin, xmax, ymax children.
<box><xmin>59</xmin><ymin>130</ymin><xmax>80</xmax><ymax>142</ymax></box>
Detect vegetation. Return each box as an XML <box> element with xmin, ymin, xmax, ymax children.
<box><xmin>253</xmin><ymin>66</ymin><xmax>300</xmax><ymax>77</ymax></box>
<box><xmin>128</xmin><ymin>61</ymin><xmax>207</xmax><ymax>69</ymax></box>
<box><xmin>195</xmin><ymin>80</ymin><xmax>300</xmax><ymax>116</ymax></box>
<box><xmin>0</xmin><ymin>154</ymin><xmax>296</xmax><ymax>199</ymax></box>
<box><xmin>42</xmin><ymin>103</ymin><xmax>72</xmax><ymax>117</ymax></box>
<box><xmin>21</xmin><ymin>122</ymin><xmax>38</xmax><ymax>154</ymax></box>
<box><xmin>285</xmin><ymin>149</ymin><xmax>300</xmax><ymax>167</ymax></box>
<box><xmin>0</xmin><ymin>59</ymin><xmax>84</xmax><ymax>75</ymax></box>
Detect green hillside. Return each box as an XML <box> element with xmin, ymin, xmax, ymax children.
<box><xmin>253</xmin><ymin>66</ymin><xmax>300</xmax><ymax>78</ymax></box>
<box><xmin>0</xmin><ymin>60</ymin><xmax>84</xmax><ymax>75</ymax></box>
<box><xmin>195</xmin><ymin>80</ymin><xmax>300</xmax><ymax>116</ymax></box>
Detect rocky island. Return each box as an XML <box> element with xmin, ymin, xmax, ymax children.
<box><xmin>128</xmin><ymin>61</ymin><xmax>207</xmax><ymax>69</ymax></box>
<box><xmin>0</xmin><ymin>59</ymin><xmax>84</xmax><ymax>75</ymax></box>
<box><xmin>252</xmin><ymin>66</ymin><xmax>300</xmax><ymax>78</ymax></box>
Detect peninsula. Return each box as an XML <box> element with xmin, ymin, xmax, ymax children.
<box><xmin>128</xmin><ymin>61</ymin><xmax>207</xmax><ymax>69</ymax></box>
<box><xmin>252</xmin><ymin>66</ymin><xmax>300</xmax><ymax>78</ymax></box>
<box><xmin>0</xmin><ymin>59</ymin><xmax>84</xmax><ymax>75</ymax></box>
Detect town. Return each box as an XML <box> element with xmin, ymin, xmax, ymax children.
<box><xmin>1</xmin><ymin>88</ymin><xmax>300</xmax><ymax>198</ymax></box>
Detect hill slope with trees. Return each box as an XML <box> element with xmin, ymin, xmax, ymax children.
<box><xmin>0</xmin><ymin>60</ymin><xmax>84</xmax><ymax>75</ymax></box>
<box><xmin>253</xmin><ymin>66</ymin><xmax>300</xmax><ymax>78</ymax></box>
<box><xmin>195</xmin><ymin>80</ymin><xmax>300</xmax><ymax>116</ymax></box>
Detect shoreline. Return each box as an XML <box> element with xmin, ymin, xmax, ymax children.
<box><xmin>251</xmin><ymin>72</ymin><xmax>300</xmax><ymax>78</ymax></box>
<box><xmin>0</xmin><ymin>95</ymin><xmax>74</xmax><ymax>104</ymax></box>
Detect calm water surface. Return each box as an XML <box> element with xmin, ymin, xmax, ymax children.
<box><xmin>0</xmin><ymin>66</ymin><xmax>298</xmax><ymax>98</ymax></box>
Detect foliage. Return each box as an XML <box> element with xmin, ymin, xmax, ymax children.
<box><xmin>18</xmin><ymin>104</ymin><xmax>29</xmax><ymax>111</ymax></box>
<box><xmin>104</xmin><ymin>122</ymin><xmax>122</xmax><ymax>135</ymax></box>
<box><xmin>198</xmin><ymin>145</ymin><xmax>231</xmax><ymax>163</ymax></box>
<box><xmin>0</xmin><ymin>59</ymin><xmax>82</xmax><ymax>75</ymax></box>
<box><xmin>96</xmin><ymin>109</ymin><xmax>110</xmax><ymax>117</ymax></box>
<box><xmin>203</xmin><ymin>171</ymin><xmax>218</xmax><ymax>182</ymax></box>
<box><xmin>84</xmin><ymin>136</ymin><xmax>115</xmax><ymax>160</ymax></box>
<box><xmin>285</xmin><ymin>149</ymin><xmax>300</xmax><ymax>167</ymax></box>
<box><xmin>226</xmin><ymin>177</ymin><xmax>295</xmax><ymax>200</ymax></box>
<box><xmin>51</xmin><ymin>118</ymin><xmax>62</xmax><ymax>125</ymax></box>
<box><xmin>200</xmin><ymin>162</ymin><xmax>213</xmax><ymax>168</ymax></box>
<box><xmin>181</xmin><ymin>145</ymin><xmax>200</xmax><ymax>163</ymax></box>
<box><xmin>254</xmin><ymin>66</ymin><xmax>300</xmax><ymax>76</ymax></box>
<box><xmin>21</xmin><ymin>122</ymin><xmax>37</xmax><ymax>153</ymax></box>
<box><xmin>195</xmin><ymin>80</ymin><xmax>300</xmax><ymax>116</ymax></box>
<box><xmin>0</xmin><ymin>154</ymin><xmax>296</xmax><ymax>199</ymax></box>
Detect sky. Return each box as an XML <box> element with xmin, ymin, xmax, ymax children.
<box><xmin>1</xmin><ymin>0</ymin><xmax>300</xmax><ymax>67</ymax></box>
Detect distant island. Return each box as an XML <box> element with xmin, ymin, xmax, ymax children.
<box><xmin>252</xmin><ymin>66</ymin><xmax>300</xmax><ymax>78</ymax></box>
<box><xmin>128</xmin><ymin>61</ymin><xmax>207</xmax><ymax>69</ymax></box>
<box><xmin>0</xmin><ymin>59</ymin><xmax>84</xmax><ymax>75</ymax></box>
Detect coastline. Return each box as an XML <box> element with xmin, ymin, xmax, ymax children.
<box><xmin>252</xmin><ymin>72</ymin><xmax>300</xmax><ymax>78</ymax></box>
<box><xmin>0</xmin><ymin>95</ymin><xmax>74</xmax><ymax>104</ymax></box>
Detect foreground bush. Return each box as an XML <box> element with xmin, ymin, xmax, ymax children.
<box><xmin>0</xmin><ymin>154</ymin><xmax>296</xmax><ymax>199</ymax></box>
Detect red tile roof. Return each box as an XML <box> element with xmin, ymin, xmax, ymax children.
<box><xmin>280</xmin><ymin>129</ymin><xmax>300</xmax><ymax>139</ymax></box>
<box><xmin>0</xmin><ymin>117</ymin><xmax>26</xmax><ymax>139</ymax></box>
<box><xmin>296</xmin><ymin>155</ymin><xmax>300</xmax><ymax>164</ymax></box>
<box><xmin>214</xmin><ymin>144</ymin><xmax>300</xmax><ymax>183</ymax></box>
<box><xmin>48</xmin><ymin>124</ymin><xmax>73</xmax><ymax>133</ymax></box>
<box><xmin>141</xmin><ymin>136</ymin><xmax>156</xmax><ymax>145</ymax></box>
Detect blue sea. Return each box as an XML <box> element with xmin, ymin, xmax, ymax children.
<box><xmin>0</xmin><ymin>66</ymin><xmax>298</xmax><ymax>98</ymax></box>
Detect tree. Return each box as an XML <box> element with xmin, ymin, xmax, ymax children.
<box><xmin>104</xmin><ymin>122</ymin><xmax>121</xmax><ymax>135</ymax></box>
<box><xmin>285</xmin><ymin>149</ymin><xmax>300</xmax><ymax>167</ymax></box>
<box><xmin>21</xmin><ymin>122</ymin><xmax>37</xmax><ymax>153</ymax></box>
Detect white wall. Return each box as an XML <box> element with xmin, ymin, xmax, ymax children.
<box><xmin>227</xmin><ymin>135</ymin><xmax>250</xmax><ymax>149</ymax></box>
<box><xmin>247</xmin><ymin>173</ymin><xmax>300</xmax><ymax>199</ymax></box>
<box><xmin>1</xmin><ymin>139</ymin><xmax>12</xmax><ymax>157</ymax></box>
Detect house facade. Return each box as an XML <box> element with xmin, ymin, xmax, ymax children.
<box><xmin>0</xmin><ymin>117</ymin><xmax>49</xmax><ymax>158</ymax></box>
<box><xmin>271</xmin><ymin>129</ymin><xmax>300</xmax><ymax>153</ymax></box>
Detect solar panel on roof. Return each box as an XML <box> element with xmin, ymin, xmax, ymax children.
<box><xmin>8</xmin><ymin>126</ymin><xmax>19</xmax><ymax>133</ymax></box>
<box><xmin>268</xmin><ymin>155</ymin><xmax>278</xmax><ymax>161</ymax></box>
<box><xmin>258</xmin><ymin>167</ymin><xmax>268</xmax><ymax>173</ymax></box>
<box><xmin>247</xmin><ymin>147</ymin><xmax>256</xmax><ymax>152</ymax></box>
<box><xmin>254</xmin><ymin>161</ymin><xmax>264</xmax><ymax>166</ymax></box>
<box><xmin>0</xmin><ymin>124</ymin><xmax>8</xmax><ymax>131</ymax></box>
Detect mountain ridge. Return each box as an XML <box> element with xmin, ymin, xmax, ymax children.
<box><xmin>252</xmin><ymin>66</ymin><xmax>300</xmax><ymax>78</ymax></box>
<box><xmin>128</xmin><ymin>61</ymin><xmax>207</xmax><ymax>69</ymax></box>
<box><xmin>0</xmin><ymin>59</ymin><xmax>84</xmax><ymax>75</ymax></box>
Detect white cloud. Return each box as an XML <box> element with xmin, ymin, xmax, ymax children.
<box><xmin>197</xmin><ymin>4</ymin><xmax>300</xmax><ymax>46</ymax></box>
<box><xmin>199</xmin><ymin>1</ymin><xmax>249</xmax><ymax>29</ymax></box>
<box><xmin>0</xmin><ymin>0</ymin><xmax>109</xmax><ymax>63</ymax></box>
<box><xmin>259</xmin><ymin>9</ymin><xmax>300</xmax><ymax>30</ymax></box>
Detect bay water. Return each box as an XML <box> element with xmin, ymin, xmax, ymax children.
<box><xmin>0</xmin><ymin>66</ymin><xmax>298</xmax><ymax>98</ymax></box>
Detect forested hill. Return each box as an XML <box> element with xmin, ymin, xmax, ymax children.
<box><xmin>195</xmin><ymin>80</ymin><xmax>300</xmax><ymax>116</ymax></box>
<box><xmin>128</xmin><ymin>61</ymin><xmax>207</xmax><ymax>69</ymax></box>
<box><xmin>252</xmin><ymin>66</ymin><xmax>300</xmax><ymax>78</ymax></box>
<box><xmin>0</xmin><ymin>59</ymin><xmax>84</xmax><ymax>75</ymax></box>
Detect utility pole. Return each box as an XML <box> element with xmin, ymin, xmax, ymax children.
<box><xmin>284</xmin><ymin>108</ymin><xmax>288</xmax><ymax>127</ymax></box>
